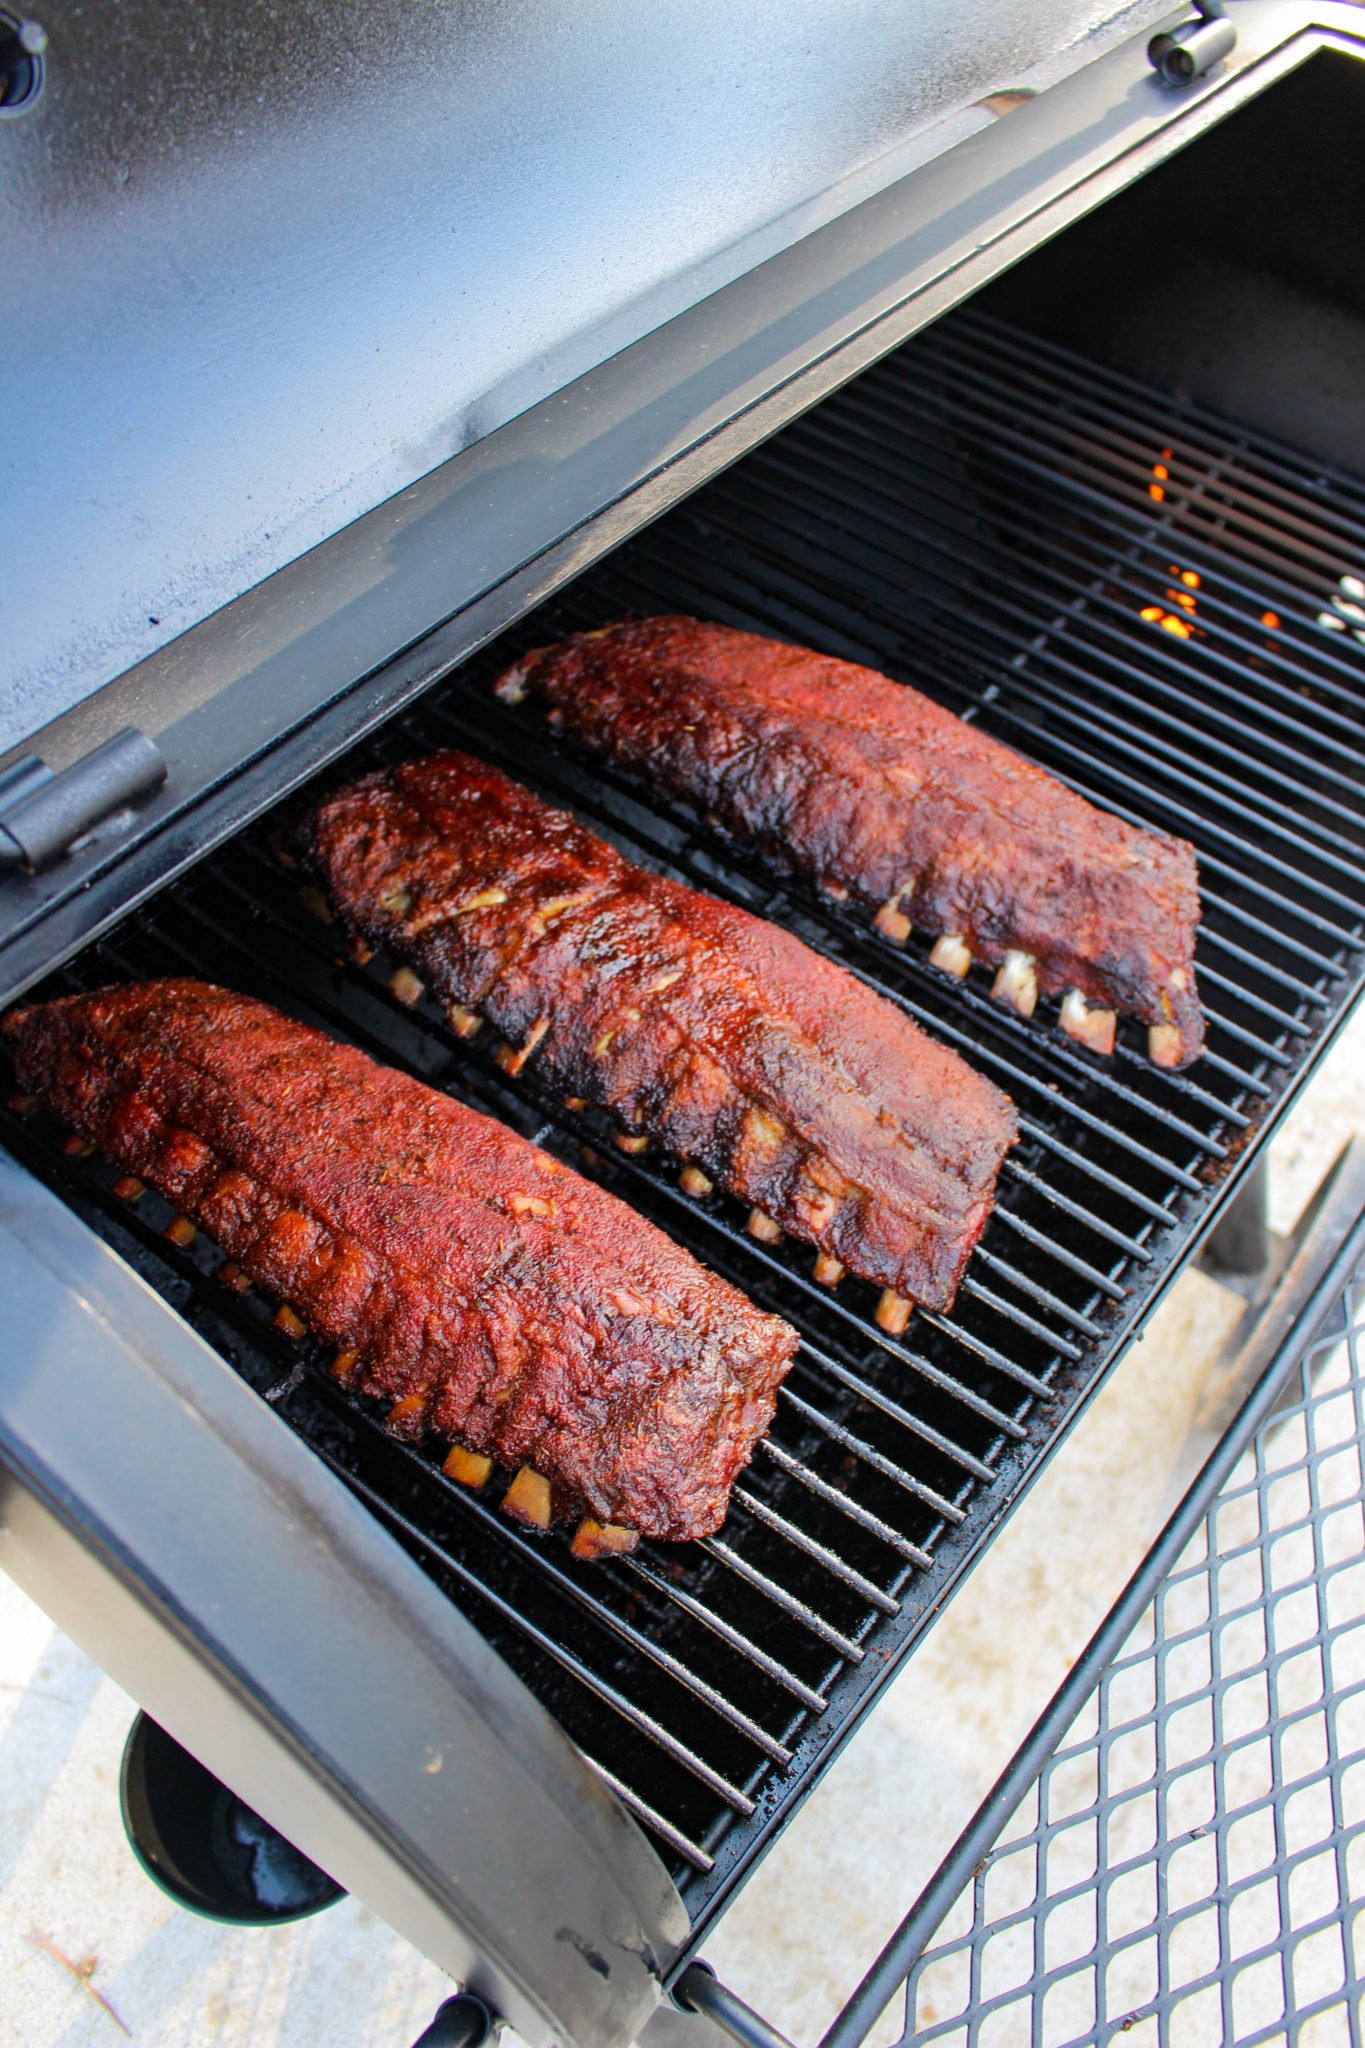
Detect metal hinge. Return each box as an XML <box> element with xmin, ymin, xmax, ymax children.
<box><xmin>0</xmin><ymin>729</ymin><xmax>167</xmax><ymax>873</ymax></box>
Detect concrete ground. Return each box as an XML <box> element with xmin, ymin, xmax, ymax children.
<box><xmin>2</xmin><ymin>1002</ymin><xmax>1362</xmax><ymax>2048</ymax></box>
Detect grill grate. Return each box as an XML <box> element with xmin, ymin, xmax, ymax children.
<box><xmin>4</xmin><ymin>308</ymin><xmax>1364</xmax><ymax>1934</ymax></box>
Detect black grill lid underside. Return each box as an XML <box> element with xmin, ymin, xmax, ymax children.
<box><xmin>5</xmin><ymin>308</ymin><xmax>1363</xmax><ymax>1938</ymax></box>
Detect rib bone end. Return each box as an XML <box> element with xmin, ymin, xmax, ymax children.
<box><xmin>873</xmin><ymin>898</ymin><xmax>913</xmax><ymax>944</ymax></box>
<box><xmin>813</xmin><ymin>1252</ymin><xmax>845</xmax><ymax>1288</ymax></box>
<box><xmin>876</xmin><ymin>1289</ymin><xmax>913</xmax><ymax>1336</ymax></box>
<box><xmin>571</xmin><ymin>1518</ymin><xmax>640</xmax><ymax>1561</ymax></box>
<box><xmin>503</xmin><ymin>1466</ymin><xmax>553</xmax><ymax>1529</ymax></box>
<box><xmin>443</xmin><ymin>1445</ymin><xmax>494</xmax><ymax>1489</ymax></box>
<box><xmin>679</xmin><ymin>1165</ymin><xmax>713</xmax><ymax>1197</ymax></box>
<box><xmin>1059</xmin><ymin>989</ymin><xmax>1117</xmax><ymax>1056</ymax></box>
<box><xmin>493</xmin><ymin>656</ymin><xmax>534</xmax><ymax>704</ymax></box>
<box><xmin>748</xmin><ymin>1209</ymin><xmax>783</xmax><ymax>1245</ymax></box>
<box><xmin>992</xmin><ymin>950</ymin><xmax>1039</xmax><ymax>1019</ymax></box>
<box><xmin>930</xmin><ymin>934</ymin><xmax>973</xmax><ymax>978</ymax></box>
<box><xmin>386</xmin><ymin>1392</ymin><xmax>427</xmax><ymax>1432</ymax></box>
<box><xmin>389</xmin><ymin>966</ymin><xmax>425</xmax><ymax>1007</ymax></box>
<box><xmin>274</xmin><ymin>1304</ymin><xmax>307</xmax><ymax>1341</ymax></box>
<box><xmin>1149</xmin><ymin>1023</ymin><xmax>1185</xmax><ymax>1068</ymax></box>
<box><xmin>504</xmin><ymin>1016</ymin><xmax>550</xmax><ymax>1076</ymax></box>
<box><xmin>615</xmin><ymin>1131</ymin><xmax>651</xmax><ymax>1155</ymax></box>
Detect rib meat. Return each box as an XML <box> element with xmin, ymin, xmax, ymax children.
<box><xmin>299</xmin><ymin>751</ymin><xmax>1018</xmax><ymax>1316</ymax></box>
<box><xmin>496</xmin><ymin>617</ymin><xmax>1205</xmax><ymax>1068</ymax></box>
<box><xmin>3</xmin><ymin>979</ymin><xmax>797</xmax><ymax>1543</ymax></box>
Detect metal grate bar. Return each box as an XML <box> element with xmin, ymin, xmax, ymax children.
<box><xmin>897</xmin><ymin>327</ymin><xmax>1365</xmax><ymax>651</ymax></box>
<box><xmin>758</xmin><ymin>1442</ymin><xmax>934</xmax><ymax>1572</ymax></box>
<box><xmin>959</xmin><ymin>1270</ymin><xmax>1097</xmax><ymax>1347</ymax></box>
<box><xmin>698</xmin><ymin>1540</ymin><xmax>867</xmax><ymax>1662</ymax></box>
<box><xmin>937</xmin><ymin>313</ymin><xmax>1365</xmax><ymax>583</ymax></box>
<box><xmin>986</xmin><ymin>1217</ymin><xmax>1126</xmax><ymax>1304</ymax></box>
<box><xmin>747</xmin><ymin>402</ymin><xmax>1365</xmax><ymax>769</ymax></box>
<box><xmin>721</xmin><ymin>427</ymin><xmax>1365</xmax><ymax>817</ymax></box>
<box><xmin>587</xmin><ymin>1763</ymin><xmax>715</xmax><ymax>1875</ymax></box>
<box><xmin>1192</xmin><ymin>960</ymin><xmax>1313</xmax><ymax>1043</ymax></box>
<box><xmin>1000</xmin><ymin>1161</ymin><xmax>1153</xmax><ymax>1265</ymax></box>
<box><xmin>777</xmin><ymin>1390</ymin><xmax>964</xmax><ymax>1524</ymax></box>
<box><xmin>730</xmin><ymin>1489</ymin><xmax>902</xmax><ymax>1613</ymax></box>
<box><xmin>794</xmin><ymin>1340</ymin><xmax>1000</xmax><ymax>1481</ymax></box>
<box><xmin>964</xmin><ymin>307</ymin><xmax>1365</xmax><ymax>527</ymax></box>
<box><xmin>623</xmin><ymin>1555</ymin><xmax>831</xmax><ymax>1715</ymax></box>
<box><xmin>1012</xmin><ymin>1119</ymin><xmax>1176</xmax><ymax>1226</ymax></box>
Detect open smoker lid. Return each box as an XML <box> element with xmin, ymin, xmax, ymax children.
<box><xmin>4</xmin><ymin>0</ymin><xmax>1162</xmax><ymax>755</ymax></box>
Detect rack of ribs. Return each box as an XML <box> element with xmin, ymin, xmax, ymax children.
<box><xmin>3</xmin><ymin>979</ymin><xmax>797</xmax><ymax>1553</ymax></box>
<box><xmin>495</xmin><ymin>616</ymin><xmax>1205</xmax><ymax>1069</ymax></box>
<box><xmin>298</xmin><ymin>751</ymin><xmax>1018</xmax><ymax>1332</ymax></box>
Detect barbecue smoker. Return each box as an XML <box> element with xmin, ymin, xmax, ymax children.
<box><xmin>3</xmin><ymin>4</ymin><xmax>1365</xmax><ymax>2045</ymax></box>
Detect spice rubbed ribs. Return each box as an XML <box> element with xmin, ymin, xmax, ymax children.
<box><xmin>496</xmin><ymin>616</ymin><xmax>1206</xmax><ymax>1069</ymax></box>
<box><xmin>300</xmin><ymin>751</ymin><xmax>1018</xmax><ymax>1329</ymax></box>
<box><xmin>3</xmin><ymin>980</ymin><xmax>797</xmax><ymax>1551</ymax></box>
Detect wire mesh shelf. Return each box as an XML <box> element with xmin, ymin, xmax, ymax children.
<box><xmin>829</xmin><ymin>1188</ymin><xmax>1365</xmax><ymax>2048</ymax></box>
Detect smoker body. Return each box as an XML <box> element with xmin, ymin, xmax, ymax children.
<box><xmin>3</xmin><ymin>9</ymin><xmax>1365</xmax><ymax>2046</ymax></box>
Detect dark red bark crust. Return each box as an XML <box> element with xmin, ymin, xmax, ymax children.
<box><xmin>301</xmin><ymin>751</ymin><xmax>1018</xmax><ymax>1311</ymax></box>
<box><xmin>502</xmin><ymin>617</ymin><xmax>1205</xmax><ymax>1065</ymax></box>
<box><xmin>3</xmin><ymin>979</ymin><xmax>796</xmax><ymax>1540</ymax></box>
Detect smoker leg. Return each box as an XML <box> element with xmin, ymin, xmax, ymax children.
<box><xmin>410</xmin><ymin>1994</ymin><xmax>496</xmax><ymax>2048</ymax></box>
<box><xmin>1200</xmin><ymin>1161</ymin><xmax>1271</xmax><ymax>1280</ymax></box>
<box><xmin>119</xmin><ymin>1712</ymin><xmax>344</xmax><ymax>1924</ymax></box>
<box><xmin>671</xmin><ymin>1963</ymin><xmax>798</xmax><ymax>2048</ymax></box>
